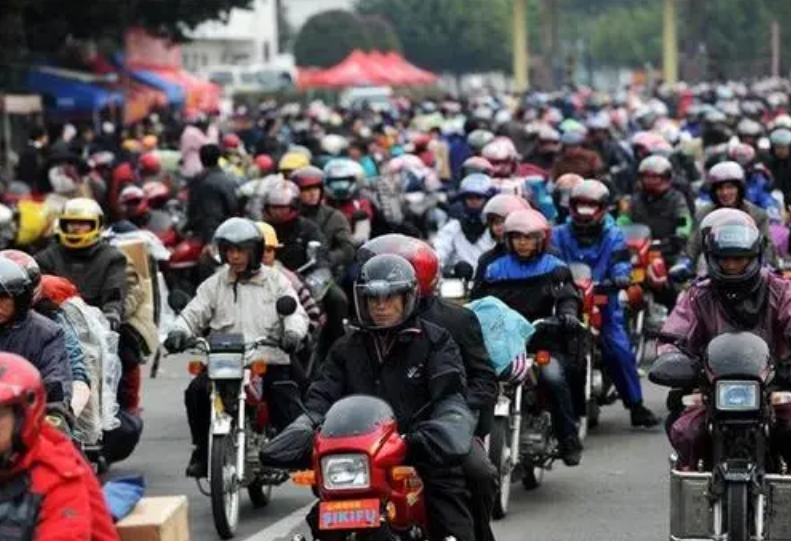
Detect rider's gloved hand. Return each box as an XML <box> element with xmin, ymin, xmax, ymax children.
<box><xmin>280</xmin><ymin>330</ymin><xmax>302</xmax><ymax>353</ymax></box>
<box><xmin>164</xmin><ymin>329</ymin><xmax>190</xmax><ymax>353</ymax></box>
<box><xmin>558</xmin><ymin>314</ymin><xmax>582</xmax><ymax>332</ymax></box>
<box><xmin>613</xmin><ymin>274</ymin><xmax>631</xmax><ymax>289</ymax></box>
<box><xmin>669</xmin><ymin>257</ymin><xmax>694</xmax><ymax>283</ymax></box>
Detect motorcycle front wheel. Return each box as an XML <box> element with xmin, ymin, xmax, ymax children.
<box><xmin>489</xmin><ymin>418</ymin><xmax>512</xmax><ymax>519</ymax></box>
<box><xmin>211</xmin><ymin>434</ymin><xmax>241</xmax><ymax>539</ymax></box>
<box><xmin>726</xmin><ymin>483</ymin><xmax>749</xmax><ymax>541</ymax></box>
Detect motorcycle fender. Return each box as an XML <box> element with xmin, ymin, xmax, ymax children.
<box><xmin>212</xmin><ymin>412</ymin><xmax>233</xmax><ymax>435</ymax></box>
<box><xmin>495</xmin><ymin>395</ymin><xmax>511</xmax><ymax>417</ymax></box>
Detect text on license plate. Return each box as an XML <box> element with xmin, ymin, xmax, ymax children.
<box><xmin>319</xmin><ymin>498</ymin><xmax>380</xmax><ymax>530</ymax></box>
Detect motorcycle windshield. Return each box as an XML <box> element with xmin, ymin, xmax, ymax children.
<box><xmin>320</xmin><ymin>395</ymin><xmax>396</xmax><ymax>438</ymax></box>
<box><xmin>620</xmin><ymin>224</ymin><xmax>651</xmax><ymax>244</ymax></box>
<box><xmin>706</xmin><ymin>332</ymin><xmax>771</xmax><ymax>381</ymax></box>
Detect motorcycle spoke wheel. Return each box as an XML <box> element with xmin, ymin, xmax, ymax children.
<box><xmin>211</xmin><ymin>435</ymin><xmax>240</xmax><ymax>539</ymax></box>
<box><xmin>247</xmin><ymin>479</ymin><xmax>273</xmax><ymax>508</ymax></box>
<box><xmin>488</xmin><ymin>419</ymin><xmax>512</xmax><ymax>519</ymax></box>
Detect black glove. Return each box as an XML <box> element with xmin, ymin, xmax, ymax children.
<box><xmin>280</xmin><ymin>330</ymin><xmax>302</xmax><ymax>354</ymax></box>
<box><xmin>613</xmin><ymin>274</ymin><xmax>631</xmax><ymax>289</ymax></box>
<box><xmin>106</xmin><ymin>314</ymin><xmax>121</xmax><ymax>333</ymax></box>
<box><xmin>164</xmin><ymin>329</ymin><xmax>190</xmax><ymax>353</ymax></box>
<box><xmin>558</xmin><ymin>314</ymin><xmax>582</xmax><ymax>332</ymax></box>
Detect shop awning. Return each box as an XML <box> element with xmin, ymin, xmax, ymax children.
<box><xmin>151</xmin><ymin>68</ymin><xmax>221</xmax><ymax>116</ymax></box>
<box><xmin>26</xmin><ymin>69</ymin><xmax>122</xmax><ymax>112</ymax></box>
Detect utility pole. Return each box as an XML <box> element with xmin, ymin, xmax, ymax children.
<box><xmin>662</xmin><ymin>0</ymin><xmax>678</xmax><ymax>83</ymax></box>
<box><xmin>772</xmin><ymin>20</ymin><xmax>781</xmax><ymax>77</ymax></box>
<box><xmin>513</xmin><ymin>0</ymin><xmax>529</xmax><ymax>91</ymax></box>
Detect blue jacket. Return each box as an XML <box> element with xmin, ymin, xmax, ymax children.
<box><xmin>484</xmin><ymin>252</ymin><xmax>568</xmax><ymax>282</ymax></box>
<box><xmin>0</xmin><ymin>312</ymin><xmax>73</xmax><ymax>403</ymax></box>
<box><xmin>551</xmin><ymin>219</ymin><xmax>631</xmax><ymax>283</ymax></box>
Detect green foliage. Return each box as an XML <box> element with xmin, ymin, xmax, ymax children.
<box><xmin>586</xmin><ymin>4</ymin><xmax>663</xmax><ymax>68</ymax></box>
<box><xmin>356</xmin><ymin>0</ymin><xmax>512</xmax><ymax>74</ymax></box>
<box><xmin>293</xmin><ymin>10</ymin><xmax>402</xmax><ymax>68</ymax></box>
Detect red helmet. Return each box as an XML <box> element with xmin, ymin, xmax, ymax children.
<box><xmin>142</xmin><ymin>181</ymin><xmax>171</xmax><ymax>209</ymax></box>
<box><xmin>139</xmin><ymin>152</ymin><xmax>162</xmax><ymax>176</ymax></box>
<box><xmin>482</xmin><ymin>194</ymin><xmax>531</xmax><ymax>221</ymax></box>
<box><xmin>357</xmin><ymin>234</ymin><xmax>440</xmax><ymax>298</ymax></box>
<box><xmin>461</xmin><ymin>156</ymin><xmax>494</xmax><ymax>178</ymax></box>
<box><xmin>222</xmin><ymin>133</ymin><xmax>241</xmax><ymax>150</ymax></box>
<box><xmin>503</xmin><ymin>209</ymin><xmax>551</xmax><ymax>252</ymax></box>
<box><xmin>411</xmin><ymin>133</ymin><xmax>432</xmax><ymax>151</ymax></box>
<box><xmin>290</xmin><ymin>166</ymin><xmax>324</xmax><ymax>190</ymax></box>
<box><xmin>118</xmin><ymin>185</ymin><xmax>150</xmax><ymax>219</ymax></box>
<box><xmin>0</xmin><ymin>353</ymin><xmax>46</xmax><ymax>470</ymax></box>
<box><xmin>255</xmin><ymin>154</ymin><xmax>275</xmax><ymax>175</ymax></box>
<box><xmin>0</xmin><ymin>250</ymin><xmax>41</xmax><ymax>301</ymax></box>
<box><xmin>569</xmin><ymin>180</ymin><xmax>610</xmax><ymax>227</ymax></box>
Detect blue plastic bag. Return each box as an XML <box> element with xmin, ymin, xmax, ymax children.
<box><xmin>466</xmin><ymin>296</ymin><xmax>535</xmax><ymax>376</ymax></box>
<box><xmin>103</xmin><ymin>474</ymin><xmax>146</xmax><ymax>522</ymax></box>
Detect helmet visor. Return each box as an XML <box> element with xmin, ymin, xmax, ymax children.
<box><xmin>708</xmin><ymin>224</ymin><xmax>761</xmax><ymax>258</ymax></box>
<box><xmin>353</xmin><ymin>280</ymin><xmax>416</xmax><ymax>330</ymax></box>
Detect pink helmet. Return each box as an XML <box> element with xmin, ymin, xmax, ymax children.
<box><xmin>503</xmin><ymin>209</ymin><xmax>551</xmax><ymax>251</ymax></box>
<box><xmin>483</xmin><ymin>194</ymin><xmax>531</xmax><ymax>220</ymax></box>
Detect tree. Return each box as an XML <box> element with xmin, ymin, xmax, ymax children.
<box><xmin>356</xmin><ymin>0</ymin><xmax>512</xmax><ymax>74</ymax></box>
<box><xmin>1</xmin><ymin>0</ymin><xmax>254</xmax><ymax>64</ymax></box>
<box><xmin>360</xmin><ymin>15</ymin><xmax>402</xmax><ymax>53</ymax></box>
<box><xmin>293</xmin><ymin>10</ymin><xmax>372</xmax><ymax>68</ymax></box>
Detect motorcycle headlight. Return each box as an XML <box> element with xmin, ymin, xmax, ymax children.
<box><xmin>715</xmin><ymin>381</ymin><xmax>760</xmax><ymax>412</ymax></box>
<box><xmin>321</xmin><ymin>454</ymin><xmax>370</xmax><ymax>490</ymax></box>
<box><xmin>208</xmin><ymin>353</ymin><xmax>244</xmax><ymax>379</ymax></box>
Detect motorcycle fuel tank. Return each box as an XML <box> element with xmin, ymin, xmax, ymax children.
<box><xmin>706</xmin><ymin>332</ymin><xmax>771</xmax><ymax>382</ymax></box>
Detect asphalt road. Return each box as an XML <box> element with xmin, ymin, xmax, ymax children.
<box><xmin>113</xmin><ymin>355</ymin><xmax>673</xmax><ymax>541</ymax></box>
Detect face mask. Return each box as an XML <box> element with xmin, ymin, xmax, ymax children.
<box><xmin>576</xmin><ymin>204</ymin><xmax>598</xmax><ymax>217</ymax></box>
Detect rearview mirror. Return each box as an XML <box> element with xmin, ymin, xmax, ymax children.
<box><xmin>168</xmin><ymin>290</ymin><xmax>191</xmax><ymax>314</ymax></box>
<box><xmin>276</xmin><ymin>296</ymin><xmax>298</xmax><ymax>317</ymax></box>
<box><xmin>453</xmin><ymin>261</ymin><xmax>474</xmax><ymax>281</ymax></box>
<box><xmin>429</xmin><ymin>369</ymin><xmax>463</xmax><ymax>399</ymax></box>
<box><xmin>649</xmin><ymin>352</ymin><xmax>699</xmax><ymax>388</ymax></box>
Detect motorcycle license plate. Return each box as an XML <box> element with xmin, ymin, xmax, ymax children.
<box><xmin>319</xmin><ymin>499</ymin><xmax>380</xmax><ymax>530</ymax></box>
<box><xmin>632</xmin><ymin>268</ymin><xmax>645</xmax><ymax>283</ymax></box>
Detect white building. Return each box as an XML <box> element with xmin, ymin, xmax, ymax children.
<box><xmin>181</xmin><ymin>0</ymin><xmax>279</xmax><ymax>72</ymax></box>
<box><xmin>286</xmin><ymin>0</ymin><xmax>356</xmax><ymax>29</ymax></box>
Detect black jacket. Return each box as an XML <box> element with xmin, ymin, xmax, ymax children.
<box><xmin>305</xmin><ymin>318</ymin><xmax>474</xmax><ymax>464</ymax></box>
<box><xmin>35</xmin><ymin>242</ymin><xmax>128</xmax><ymax>326</ymax></box>
<box><xmin>474</xmin><ymin>265</ymin><xmax>581</xmax><ymax>354</ymax></box>
<box><xmin>301</xmin><ymin>205</ymin><xmax>356</xmax><ymax>270</ymax></box>
<box><xmin>470</xmin><ymin>244</ymin><xmax>507</xmax><ymax>299</ymax></box>
<box><xmin>186</xmin><ymin>166</ymin><xmax>239</xmax><ymax>243</ymax></box>
<box><xmin>272</xmin><ymin>217</ymin><xmax>329</xmax><ymax>272</ymax></box>
<box><xmin>419</xmin><ymin>297</ymin><xmax>497</xmax><ymax>436</ymax></box>
<box><xmin>0</xmin><ymin>312</ymin><xmax>72</xmax><ymax>404</ymax></box>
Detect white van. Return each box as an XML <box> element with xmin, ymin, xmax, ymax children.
<box><xmin>200</xmin><ymin>64</ymin><xmax>295</xmax><ymax>95</ymax></box>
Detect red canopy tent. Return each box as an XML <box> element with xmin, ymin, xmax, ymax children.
<box><xmin>300</xmin><ymin>50</ymin><xmax>437</xmax><ymax>88</ymax></box>
<box><xmin>89</xmin><ymin>55</ymin><xmax>166</xmax><ymax>124</ymax></box>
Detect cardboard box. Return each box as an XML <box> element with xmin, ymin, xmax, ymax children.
<box><xmin>117</xmin><ymin>496</ymin><xmax>189</xmax><ymax>541</ymax></box>
<box><xmin>117</xmin><ymin>239</ymin><xmax>151</xmax><ymax>280</ymax></box>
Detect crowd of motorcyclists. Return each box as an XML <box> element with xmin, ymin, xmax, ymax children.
<box><xmin>5</xmin><ymin>77</ymin><xmax>791</xmax><ymax>539</ymax></box>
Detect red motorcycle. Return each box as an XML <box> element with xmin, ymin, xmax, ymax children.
<box><xmin>620</xmin><ymin>224</ymin><xmax>669</xmax><ymax>367</ymax></box>
<box><xmin>166</xmin><ymin>237</ymin><xmax>205</xmax><ymax>297</ymax></box>
<box><xmin>288</xmin><ymin>372</ymin><xmax>462</xmax><ymax>541</ymax></box>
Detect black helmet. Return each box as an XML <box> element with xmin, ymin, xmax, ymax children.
<box><xmin>213</xmin><ymin>218</ymin><xmax>264</xmax><ymax>276</ymax></box>
<box><xmin>354</xmin><ymin>254</ymin><xmax>418</xmax><ymax>330</ymax></box>
<box><xmin>704</xmin><ymin>217</ymin><xmax>762</xmax><ymax>292</ymax></box>
<box><xmin>0</xmin><ymin>257</ymin><xmax>33</xmax><ymax>323</ymax></box>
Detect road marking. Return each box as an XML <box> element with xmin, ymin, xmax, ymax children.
<box><xmin>241</xmin><ymin>502</ymin><xmax>315</xmax><ymax>541</ymax></box>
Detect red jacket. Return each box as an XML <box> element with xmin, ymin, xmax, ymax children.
<box><xmin>23</xmin><ymin>424</ymin><xmax>119</xmax><ymax>541</ymax></box>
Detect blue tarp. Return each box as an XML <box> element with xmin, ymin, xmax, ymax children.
<box><xmin>26</xmin><ymin>70</ymin><xmax>122</xmax><ymax>112</ymax></box>
<box><xmin>131</xmin><ymin>69</ymin><xmax>186</xmax><ymax>107</ymax></box>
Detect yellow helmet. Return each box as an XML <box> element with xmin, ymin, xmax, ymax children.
<box><xmin>141</xmin><ymin>134</ymin><xmax>159</xmax><ymax>151</ymax></box>
<box><xmin>255</xmin><ymin>221</ymin><xmax>283</xmax><ymax>249</ymax></box>
<box><xmin>121</xmin><ymin>139</ymin><xmax>142</xmax><ymax>153</ymax></box>
<box><xmin>56</xmin><ymin>198</ymin><xmax>105</xmax><ymax>249</ymax></box>
<box><xmin>278</xmin><ymin>152</ymin><xmax>311</xmax><ymax>175</ymax></box>
<box><xmin>14</xmin><ymin>200</ymin><xmax>50</xmax><ymax>246</ymax></box>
